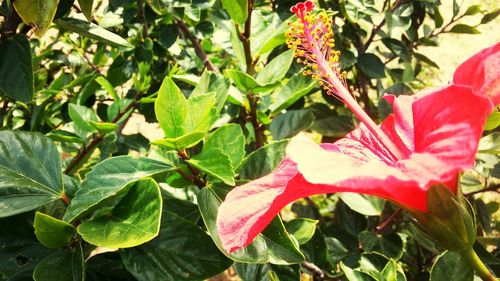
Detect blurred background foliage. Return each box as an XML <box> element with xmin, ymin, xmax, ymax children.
<box><xmin>0</xmin><ymin>0</ymin><xmax>499</xmax><ymax>280</ymax></box>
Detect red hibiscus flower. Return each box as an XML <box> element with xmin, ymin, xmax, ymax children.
<box><xmin>217</xmin><ymin>1</ymin><xmax>498</xmax><ymax>254</ymax></box>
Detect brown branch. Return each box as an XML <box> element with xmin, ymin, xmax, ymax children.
<box><xmin>0</xmin><ymin>99</ymin><xmax>9</xmax><ymax>127</ymax></box>
<box><xmin>83</xmin><ymin>52</ymin><xmax>101</xmax><ymax>74</ymax></box>
<box><xmin>63</xmin><ymin>97</ymin><xmax>139</xmax><ymax>175</ymax></box>
<box><xmin>376</xmin><ymin>208</ymin><xmax>403</xmax><ymax>234</ymax></box>
<box><xmin>363</xmin><ymin>0</ymin><xmax>401</xmax><ymax>52</ymax></box>
<box><xmin>137</xmin><ymin>0</ymin><xmax>149</xmax><ymax>38</ymax></box>
<box><xmin>175</xmin><ymin>19</ymin><xmax>217</xmax><ymax>72</ymax></box>
<box><xmin>241</xmin><ymin>0</ymin><xmax>254</xmax><ymax>75</ymax></box>
<box><xmin>465</xmin><ymin>183</ymin><xmax>500</xmax><ymax>196</ymax></box>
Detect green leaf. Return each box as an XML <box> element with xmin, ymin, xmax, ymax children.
<box><xmin>78</xmin><ymin>178</ymin><xmax>162</xmax><ymax>248</ymax></box>
<box><xmin>63</xmin><ymin>156</ymin><xmax>175</xmax><ymax>222</ymax></box>
<box><xmin>33</xmin><ymin>243</ymin><xmax>84</xmax><ymax>281</ymax></box>
<box><xmin>0</xmin><ymin>34</ymin><xmax>33</xmax><ymax>102</ymax></box>
<box><xmin>340</xmin><ymin>193</ymin><xmax>386</xmax><ymax>216</ymax></box>
<box><xmin>46</xmin><ymin>130</ymin><xmax>84</xmax><ymax>144</ymax></box>
<box><xmin>95</xmin><ymin>76</ymin><xmax>119</xmax><ymax>101</ymax></box>
<box><xmin>78</xmin><ymin>0</ymin><xmax>94</xmax><ymax>20</ymax></box>
<box><xmin>484</xmin><ymin>110</ymin><xmax>500</xmax><ymax>131</ymax></box>
<box><xmin>430</xmin><ymin>251</ymin><xmax>474</xmax><ymax>281</ymax></box>
<box><xmin>68</xmin><ymin>103</ymin><xmax>99</xmax><ymax>133</ymax></box>
<box><xmin>358</xmin><ymin>231</ymin><xmax>404</xmax><ymax>260</ymax></box>
<box><xmin>234</xmin><ymin>263</ymin><xmax>300</xmax><ymax>281</ymax></box>
<box><xmin>481</xmin><ymin>9</ymin><xmax>500</xmax><ymax>24</ymax></box>
<box><xmin>227</xmin><ymin>69</ymin><xmax>259</xmax><ymax>92</ymax></box>
<box><xmin>154</xmin><ymin>77</ymin><xmax>217</xmax><ymax>148</ymax></box>
<box><xmin>257</xmin><ymin>20</ymin><xmax>288</xmax><ymax>56</ymax></box>
<box><xmin>285</xmin><ymin>218</ymin><xmax>318</xmax><ymax>245</ymax></box>
<box><xmin>311</xmin><ymin>104</ymin><xmax>356</xmax><ymax>137</ymax></box>
<box><xmin>0</xmin><ymin>131</ymin><xmax>64</xmax><ymax>218</ymax></box>
<box><xmin>121</xmin><ymin>210</ymin><xmax>232</xmax><ymax>281</ymax></box>
<box><xmin>453</xmin><ymin>0</ymin><xmax>460</xmax><ymax>17</ymax></box>
<box><xmin>464</xmin><ymin>5</ymin><xmax>481</xmax><ymax>16</ymax></box>
<box><xmin>270</xmin><ymin>72</ymin><xmax>315</xmax><ymax>114</ymax></box>
<box><xmin>34</xmin><ymin>212</ymin><xmax>76</xmax><ymax>249</ymax></box>
<box><xmin>340</xmin><ymin>262</ymin><xmax>374</xmax><ymax>281</ymax></box>
<box><xmin>197</xmin><ymin>185</ymin><xmax>304</xmax><ymax>264</ymax></box>
<box><xmin>55</xmin><ymin>18</ymin><xmax>133</xmax><ymax>48</ymax></box>
<box><xmin>152</xmin><ymin>131</ymin><xmax>206</xmax><ymax>150</ymax></box>
<box><xmin>204</xmin><ymin>124</ymin><xmax>245</xmax><ymax>169</ymax></box>
<box><xmin>449</xmin><ymin>24</ymin><xmax>481</xmax><ymax>34</ymax></box>
<box><xmin>220</xmin><ymin>0</ymin><xmax>248</xmax><ymax>23</ymax></box>
<box><xmin>14</xmin><ymin>0</ymin><xmax>59</xmax><ymax>36</ymax></box>
<box><xmin>357</xmin><ymin>53</ymin><xmax>385</xmax><ymax>79</ymax></box>
<box><xmin>239</xmin><ymin>140</ymin><xmax>288</xmax><ymax>180</ymax></box>
<box><xmin>270</xmin><ymin>108</ymin><xmax>315</xmax><ymax>140</ymax></box>
<box><xmin>256</xmin><ymin>50</ymin><xmax>294</xmax><ymax>85</ymax></box>
<box><xmin>154</xmin><ymin>77</ymin><xmax>188</xmax><ymax>138</ymax></box>
<box><xmin>89</xmin><ymin>121</ymin><xmax>119</xmax><ymax>134</ymax></box>
<box><xmin>187</xmin><ymin>149</ymin><xmax>236</xmax><ymax>185</ymax></box>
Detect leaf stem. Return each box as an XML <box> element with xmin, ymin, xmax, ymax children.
<box><xmin>137</xmin><ymin>0</ymin><xmax>149</xmax><ymax>39</ymax></box>
<box><xmin>460</xmin><ymin>247</ymin><xmax>496</xmax><ymax>281</ymax></box>
<box><xmin>177</xmin><ymin>149</ymin><xmax>206</xmax><ymax>187</ymax></box>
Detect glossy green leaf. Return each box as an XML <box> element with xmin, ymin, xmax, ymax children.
<box><xmin>33</xmin><ymin>243</ymin><xmax>84</xmax><ymax>281</ymax></box>
<box><xmin>449</xmin><ymin>24</ymin><xmax>481</xmax><ymax>34</ymax></box>
<box><xmin>270</xmin><ymin>73</ymin><xmax>315</xmax><ymax>114</ymax></box>
<box><xmin>357</xmin><ymin>53</ymin><xmax>386</xmax><ymax>79</ymax></box>
<box><xmin>220</xmin><ymin>0</ymin><xmax>248</xmax><ymax>23</ymax></box>
<box><xmin>63</xmin><ymin>156</ymin><xmax>175</xmax><ymax>222</ymax></box>
<box><xmin>204</xmin><ymin>124</ymin><xmax>245</xmax><ymax>169</ymax></box>
<box><xmin>285</xmin><ymin>218</ymin><xmax>318</xmax><ymax>245</ymax></box>
<box><xmin>464</xmin><ymin>5</ymin><xmax>481</xmax><ymax>16</ymax></box>
<box><xmin>154</xmin><ymin>77</ymin><xmax>217</xmax><ymax>148</ymax></box>
<box><xmin>0</xmin><ymin>34</ymin><xmax>33</xmax><ymax>102</ymax></box>
<box><xmin>481</xmin><ymin>9</ymin><xmax>500</xmax><ymax>24</ymax></box>
<box><xmin>430</xmin><ymin>251</ymin><xmax>474</xmax><ymax>281</ymax></box>
<box><xmin>14</xmin><ymin>0</ymin><xmax>59</xmax><ymax>36</ymax></box>
<box><xmin>270</xmin><ymin>108</ymin><xmax>315</xmax><ymax>140</ymax></box>
<box><xmin>152</xmin><ymin>131</ymin><xmax>206</xmax><ymax>150</ymax></box>
<box><xmin>358</xmin><ymin>231</ymin><xmax>404</xmax><ymax>260</ymax></box>
<box><xmin>311</xmin><ymin>104</ymin><xmax>356</xmax><ymax>137</ymax></box>
<box><xmin>68</xmin><ymin>103</ymin><xmax>99</xmax><ymax>133</ymax></box>
<box><xmin>239</xmin><ymin>140</ymin><xmax>288</xmax><ymax>180</ymax></box>
<box><xmin>256</xmin><ymin>20</ymin><xmax>288</xmax><ymax>56</ymax></box>
<box><xmin>121</xmin><ymin>210</ymin><xmax>232</xmax><ymax>281</ymax></box>
<box><xmin>78</xmin><ymin>0</ymin><xmax>94</xmax><ymax>20</ymax></box>
<box><xmin>234</xmin><ymin>263</ymin><xmax>300</xmax><ymax>281</ymax></box>
<box><xmin>55</xmin><ymin>18</ymin><xmax>133</xmax><ymax>48</ymax></box>
<box><xmin>78</xmin><ymin>178</ymin><xmax>162</xmax><ymax>248</ymax></box>
<box><xmin>89</xmin><ymin>121</ymin><xmax>119</xmax><ymax>134</ymax></box>
<box><xmin>95</xmin><ymin>76</ymin><xmax>119</xmax><ymax>101</ymax></box>
<box><xmin>191</xmin><ymin>71</ymin><xmax>230</xmax><ymax>112</ymax></box>
<box><xmin>187</xmin><ymin>149</ymin><xmax>236</xmax><ymax>185</ymax></box>
<box><xmin>340</xmin><ymin>262</ymin><xmax>374</xmax><ymax>281</ymax></box>
<box><xmin>46</xmin><ymin>130</ymin><xmax>84</xmax><ymax>144</ymax></box>
<box><xmin>227</xmin><ymin>69</ymin><xmax>279</xmax><ymax>93</ymax></box>
<box><xmin>34</xmin><ymin>212</ymin><xmax>76</xmax><ymax>249</ymax></box>
<box><xmin>340</xmin><ymin>193</ymin><xmax>386</xmax><ymax>216</ymax></box>
<box><xmin>256</xmin><ymin>50</ymin><xmax>294</xmax><ymax>85</ymax></box>
<box><xmin>197</xmin><ymin>185</ymin><xmax>304</xmax><ymax>264</ymax></box>
<box><xmin>0</xmin><ymin>131</ymin><xmax>64</xmax><ymax>218</ymax></box>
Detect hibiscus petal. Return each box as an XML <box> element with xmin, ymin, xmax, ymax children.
<box><xmin>413</xmin><ymin>85</ymin><xmax>493</xmax><ymax>173</ymax></box>
<box><xmin>453</xmin><ymin>42</ymin><xmax>500</xmax><ymax>105</ymax></box>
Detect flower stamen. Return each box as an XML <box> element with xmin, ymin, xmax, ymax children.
<box><xmin>287</xmin><ymin>1</ymin><xmax>408</xmax><ymax>161</ymax></box>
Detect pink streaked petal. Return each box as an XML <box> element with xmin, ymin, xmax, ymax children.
<box><xmin>384</xmin><ymin>94</ymin><xmax>416</xmax><ymax>151</ymax></box>
<box><xmin>287</xmin><ymin>135</ymin><xmax>430</xmax><ymax>210</ymax></box>
<box><xmin>413</xmin><ymin>85</ymin><xmax>493</xmax><ymax>170</ymax></box>
<box><xmin>453</xmin><ymin>42</ymin><xmax>500</xmax><ymax>105</ymax></box>
<box><xmin>335</xmin><ymin>114</ymin><xmax>410</xmax><ymax>164</ymax></box>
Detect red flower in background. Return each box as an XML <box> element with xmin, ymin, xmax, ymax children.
<box><xmin>216</xmin><ymin>2</ymin><xmax>498</xmax><ymax>254</ymax></box>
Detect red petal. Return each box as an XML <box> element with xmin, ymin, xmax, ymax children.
<box><xmin>453</xmin><ymin>42</ymin><xmax>500</xmax><ymax>105</ymax></box>
<box><xmin>412</xmin><ymin>85</ymin><xmax>492</xmax><ymax>179</ymax></box>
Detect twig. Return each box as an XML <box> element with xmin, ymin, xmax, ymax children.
<box><xmin>137</xmin><ymin>0</ymin><xmax>149</xmax><ymax>38</ymax></box>
<box><xmin>175</xmin><ymin>19</ymin><xmax>217</xmax><ymax>72</ymax></box>
<box><xmin>301</xmin><ymin>262</ymin><xmax>328</xmax><ymax>280</ymax></box>
<box><xmin>83</xmin><ymin>52</ymin><xmax>101</xmax><ymax>74</ymax></box>
<box><xmin>375</xmin><ymin>208</ymin><xmax>403</xmax><ymax>234</ymax></box>
<box><xmin>465</xmin><ymin>183</ymin><xmax>500</xmax><ymax>196</ymax></box>
<box><xmin>363</xmin><ymin>0</ymin><xmax>401</xmax><ymax>52</ymax></box>
<box><xmin>64</xmin><ymin>96</ymin><xmax>139</xmax><ymax>175</ymax></box>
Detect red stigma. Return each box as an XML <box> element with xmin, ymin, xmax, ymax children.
<box><xmin>290</xmin><ymin>1</ymin><xmax>315</xmax><ymax>18</ymax></box>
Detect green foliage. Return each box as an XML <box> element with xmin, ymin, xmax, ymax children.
<box><xmin>0</xmin><ymin>0</ymin><xmax>498</xmax><ymax>280</ymax></box>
